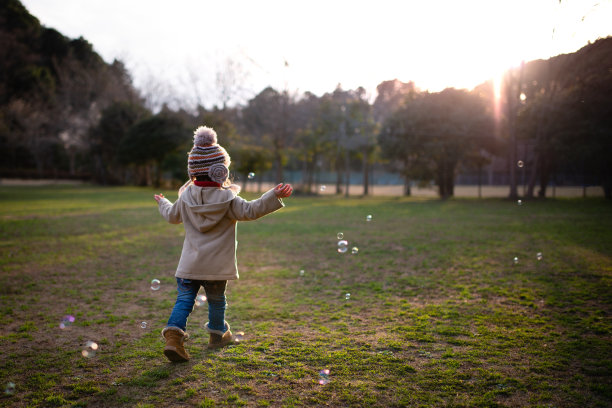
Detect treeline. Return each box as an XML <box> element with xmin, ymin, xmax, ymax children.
<box><xmin>1</xmin><ymin>0</ymin><xmax>610</xmax><ymax>198</ymax></box>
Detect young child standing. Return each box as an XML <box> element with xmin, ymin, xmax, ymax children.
<box><xmin>154</xmin><ymin>126</ymin><xmax>292</xmax><ymax>362</ymax></box>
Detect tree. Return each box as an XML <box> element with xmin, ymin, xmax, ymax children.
<box><xmin>373</xmin><ymin>79</ymin><xmax>417</xmax><ymax>124</ymax></box>
<box><xmin>424</xmin><ymin>89</ymin><xmax>493</xmax><ymax>198</ymax></box>
<box><xmin>379</xmin><ymin>95</ymin><xmax>430</xmax><ymax>196</ymax></box>
<box><xmin>242</xmin><ymin>87</ymin><xmax>294</xmax><ymax>184</ymax></box>
<box><xmin>345</xmin><ymin>90</ymin><xmax>377</xmax><ymax>195</ymax></box>
<box><xmin>118</xmin><ymin>114</ymin><xmax>187</xmax><ymax>187</ymax></box>
<box><xmin>89</xmin><ymin>102</ymin><xmax>149</xmax><ymax>184</ymax></box>
<box><xmin>231</xmin><ymin>145</ymin><xmax>272</xmax><ymax>192</ymax></box>
<box><xmin>515</xmin><ymin>38</ymin><xmax>612</xmax><ymax>199</ymax></box>
<box><xmin>381</xmin><ymin>88</ymin><xmax>493</xmax><ymax>198</ymax></box>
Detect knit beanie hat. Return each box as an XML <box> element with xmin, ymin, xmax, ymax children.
<box><xmin>187</xmin><ymin>126</ymin><xmax>231</xmax><ymax>183</ymax></box>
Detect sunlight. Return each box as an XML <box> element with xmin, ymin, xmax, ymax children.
<box><xmin>492</xmin><ymin>71</ymin><xmax>503</xmax><ymax>123</ymax></box>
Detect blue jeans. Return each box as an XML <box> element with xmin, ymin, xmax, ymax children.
<box><xmin>166</xmin><ymin>278</ymin><xmax>227</xmax><ymax>333</ymax></box>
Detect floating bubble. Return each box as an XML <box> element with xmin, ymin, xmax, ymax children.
<box><xmin>337</xmin><ymin>232</ymin><xmax>343</xmax><ymax>240</ymax></box>
<box><xmin>366</xmin><ymin>215</ymin><xmax>372</xmax><ymax>222</ymax></box>
<box><xmin>234</xmin><ymin>331</ymin><xmax>245</xmax><ymax>342</ymax></box>
<box><xmin>513</xmin><ymin>257</ymin><xmax>519</xmax><ymax>265</ymax></box>
<box><xmin>59</xmin><ymin>315</ymin><xmax>75</xmax><ymax>329</ymax></box>
<box><xmin>320</xmin><ymin>185</ymin><xmax>326</xmax><ymax>192</ymax></box>
<box><xmin>337</xmin><ymin>240</ymin><xmax>348</xmax><ymax>254</ymax></box>
<box><xmin>195</xmin><ymin>294</ymin><xmax>207</xmax><ymax>306</ymax></box>
<box><xmin>318</xmin><ymin>369</ymin><xmax>330</xmax><ymax>385</ymax></box>
<box><xmin>4</xmin><ymin>382</ymin><xmax>15</xmax><ymax>395</ymax></box>
<box><xmin>140</xmin><ymin>321</ymin><xmax>147</xmax><ymax>329</ymax></box>
<box><xmin>248</xmin><ymin>172</ymin><xmax>255</xmax><ymax>179</ymax></box>
<box><xmin>299</xmin><ymin>269</ymin><xmax>305</xmax><ymax>277</ymax></box>
<box><xmin>351</xmin><ymin>247</ymin><xmax>359</xmax><ymax>255</ymax></box>
<box><xmin>517</xmin><ymin>200</ymin><xmax>522</xmax><ymax>206</ymax></box>
<box><xmin>81</xmin><ymin>341</ymin><xmax>99</xmax><ymax>358</ymax></box>
<box><xmin>536</xmin><ymin>252</ymin><xmax>543</xmax><ymax>261</ymax></box>
<box><xmin>345</xmin><ymin>293</ymin><xmax>351</xmax><ymax>300</ymax></box>
<box><xmin>150</xmin><ymin>279</ymin><xmax>161</xmax><ymax>291</ymax></box>
<box><xmin>517</xmin><ymin>160</ymin><xmax>524</xmax><ymax>168</ymax></box>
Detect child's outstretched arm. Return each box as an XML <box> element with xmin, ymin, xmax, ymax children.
<box><xmin>154</xmin><ymin>193</ymin><xmax>182</xmax><ymax>224</ymax></box>
<box><xmin>227</xmin><ymin>183</ymin><xmax>292</xmax><ymax>221</ymax></box>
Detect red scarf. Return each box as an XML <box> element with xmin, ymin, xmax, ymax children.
<box><xmin>194</xmin><ymin>180</ymin><xmax>221</xmax><ymax>188</ymax></box>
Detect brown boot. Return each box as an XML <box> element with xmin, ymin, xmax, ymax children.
<box><xmin>162</xmin><ymin>327</ymin><xmax>190</xmax><ymax>362</ymax></box>
<box><xmin>206</xmin><ymin>321</ymin><xmax>234</xmax><ymax>349</ymax></box>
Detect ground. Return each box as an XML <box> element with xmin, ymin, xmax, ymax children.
<box><xmin>0</xmin><ymin>185</ymin><xmax>610</xmax><ymax>407</ymax></box>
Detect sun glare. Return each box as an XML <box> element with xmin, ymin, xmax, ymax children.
<box><xmin>492</xmin><ymin>72</ymin><xmax>503</xmax><ymax>122</ymax></box>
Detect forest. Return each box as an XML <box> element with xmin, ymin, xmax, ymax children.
<box><xmin>1</xmin><ymin>0</ymin><xmax>611</xmax><ymax>198</ymax></box>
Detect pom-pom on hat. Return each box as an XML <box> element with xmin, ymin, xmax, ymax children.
<box><xmin>188</xmin><ymin>126</ymin><xmax>231</xmax><ymax>183</ymax></box>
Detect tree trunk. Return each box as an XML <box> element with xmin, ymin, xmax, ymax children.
<box><xmin>583</xmin><ymin>166</ymin><xmax>587</xmax><ymax>198</ymax></box>
<box><xmin>301</xmin><ymin>158</ymin><xmax>308</xmax><ymax>193</ymax></box>
<box><xmin>308</xmin><ymin>158</ymin><xmax>316</xmax><ymax>193</ymax></box>
<box><xmin>242</xmin><ymin>172</ymin><xmax>249</xmax><ymax>193</ymax></box>
<box><xmin>335</xmin><ymin>153</ymin><xmax>343</xmax><ymax>194</ymax></box>
<box><xmin>526</xmin><ymin>154</ymin><xmax>539</xmax><ymax>198</ymax></box>
<box><xmin>478</xmin><ymin>164</ymin><xmax>482</xmax><ymax>199</ymax></box>
<box><xmin>153</xmin><ymin>161</ymin><xmax>162</xmax><ymax>188</ymax></box>
<box><xmin>436</xmin><ymin>164</ymin><xmax>445</xmax><ymax>198</ymax></box>
<box><xmin>344</xmin><ymin>149</ymin><xmax>350</xmax><ymax>198</ymax></box>
<box><xmin>508</xmin><ymin>133</ymin><xmax>518</xmax><ymax>199</ymax></box>
<box><xmin>274</xmin><ymin>150</ymin><xmax>283</xmax><ymax>184</ymax></box>
<box><xmin>68</xmin><ymin>150</ymin><xmax>76</xmax><ymax>176</ymax></box>
<box><xmin>437</xmin><ymin>160</ymin><xmax>455</xmax><ymax>199</ymax></box>
<box><xmin>446</xmin><ymin>167</ymin><xmax>455</xmax><ymax>198</ymax></box>
<box><xmin>363</xmin><ymin>148</ymin><xmax>370</xmax><ymax>196</ymax></box>
<box><xmin>507</xmin><ymin>62</ymin><xmax>524</xmax><ymax>200</ymax></box>
<box><xmin>537</xmin><ymin>169</ymin><xmax>549</xmax><ymax>198</ymax></box>
<box><xmin>404</xmin><ymin>178</ymin><xmax>412</xmax><ymax>196</ymax></box>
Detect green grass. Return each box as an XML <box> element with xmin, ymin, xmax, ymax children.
<box><xmin>0</xmin><ymin>185</ymin><xmax>611</xmax><ymax>407</ymax></box>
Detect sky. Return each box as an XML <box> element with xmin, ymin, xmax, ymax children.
<box><xmin>21</xmin><ymin>0</ymin><xmax>612</xmax><ymax>109</ymax></box>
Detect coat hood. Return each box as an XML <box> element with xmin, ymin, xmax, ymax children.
<box><xmin>180</xmin><ymin>185</ymin><xmax>236</xmax><ymax>232</ymax></box>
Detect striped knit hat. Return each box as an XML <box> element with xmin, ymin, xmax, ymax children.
<box><xmin>187</xmin><ymin>126</ymin><xmax>230</xmax><ymax>183</ymax></box>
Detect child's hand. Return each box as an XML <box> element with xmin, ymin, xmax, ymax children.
<box><xmin>274</xmin><ymin>183</ymin><xmax>293</xmax><ymax>198</ymax></box>
<box><xmin>154</xmin><ymin>193</ymin><xmax>165</xmax><ymax>203</ymax></box>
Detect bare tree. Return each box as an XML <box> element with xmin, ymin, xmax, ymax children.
<box><xmin>216</xmin><ymin>57</ymin><xmax>249</xmax><ymax>110</ymax></box>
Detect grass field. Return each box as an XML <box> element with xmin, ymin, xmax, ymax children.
<box><xmin>0</xmin><ymin>185</ymin><xmax>611</xmax><ymax>407</ymax></box>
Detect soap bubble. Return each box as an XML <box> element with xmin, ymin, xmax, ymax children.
<box><xmin>299</xmin><ymin>269</ymin><xmax>305</xmax><ymax>277</ymax></box>
<box><xmin>195</xmin><ymin>294</ymin><xmax>207</xmax><ymax>306</ymax></box>
<box><xmin>351</xmin><ymin>247</ymin><xmax>359</xmax><ymax>255</ymax></box>
<box><xmin>337</xmin><ymin>232</ymin><xmax>343</xmax><ymax>240</ymax></box>
<box><xmin>81</xmin><ymin>341</ymin><xmax>99</xmax><ymax>358</ymax></box>
<box><xmin>517</xmin><ymin>160</ymin><xmax>524</xmax><ymax>168</ymax></box>
<box><xmin>150</xmin><ymin>279</ymin><xmax>161</xmax><ymax>291</ymax></box>
<box><xmin>337</xmin><ymin>240</ymin><xmax>348</xmax><ymax>254</ymax></box>
<box><xmin>517</xmin><ymin>200</ymin><xmax>522</xmax><ymax>206</ymax></box>
<box><xmin>320</xmin><ymin>185</ymin><xmax>326</xmax><ymax>192</ymax></box>
<box><xmin>59</xmin><ymin>315</ymin><xmax>75</xmax><ymax>329</ymax></box>
<box><xmin>536</xmin><ymin>252</ymin><xmax>543</xmax><ymax>261</ymax></box>
<box><xmin>513</xmin><ymin>257</ymin><xmax>519</xmax><ymax>265</ymax></box>
<box><xmin>248</xmin><ymin>172</ymin><xmax>255</xmax><ymax>179</ymax></box>
<box><xmin>318</xmin><ymin>369</ymin><xmax>330</xmax><ymax>385</ymax></box>
<box><xmin>4</xmin><ymin>382</ymin><xmax>15</xmax><ymax>395</ymax></box>
<box><xmin>140</xmin><ymin>321</ymin><xmax>147</xmax><ymax>329</ymax></box>
<box><xmin>345</xmin><ymin>293</ymin><xmax>351</xmax><ymax>300</ymax></box>
<box><xmin>366</xmin><ymin>215</ymin><xmax>372</xmax><ymax>222</ymax></box>
<box><xmin>234</xmin><ymin>331</ymin><xmax>245</xmax><ymax>342</ymax></box>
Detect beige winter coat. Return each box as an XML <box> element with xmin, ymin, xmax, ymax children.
<box><xmin>158</xmin><ymin>184</ymin><xmax>284</xmax><ymax>280</ymax></box>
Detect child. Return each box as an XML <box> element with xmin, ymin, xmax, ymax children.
<box><xmin>154</xmin><ymin>126</ymin><xmax>293</xmax><ymax>362</ymax></box>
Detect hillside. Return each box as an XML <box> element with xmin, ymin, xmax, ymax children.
<box><xmin>0</xmin><ymin>0</ymin><xmax>142</xmax><ymax>178</ymax></box>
